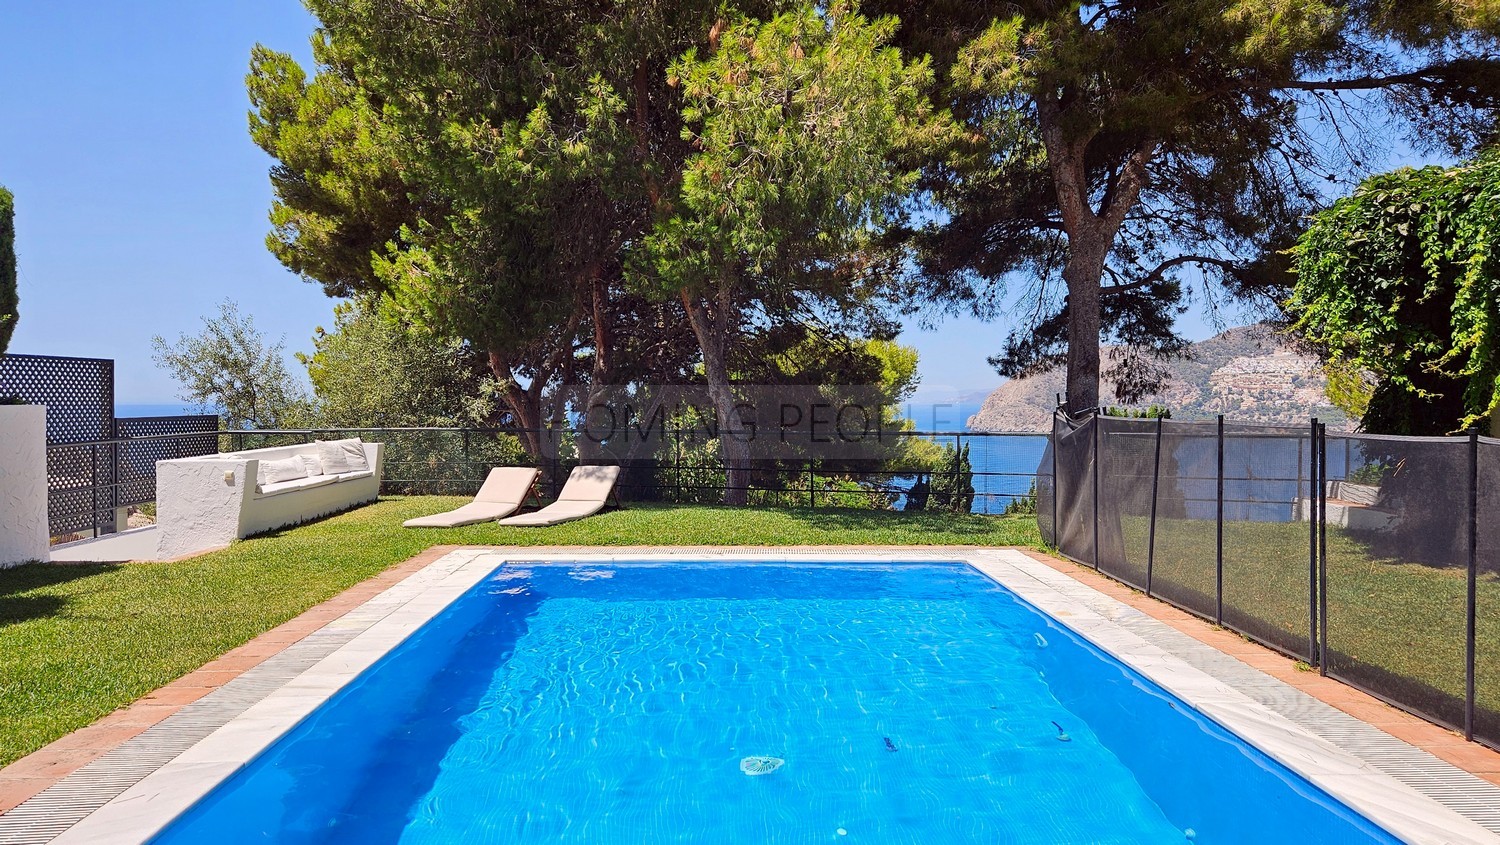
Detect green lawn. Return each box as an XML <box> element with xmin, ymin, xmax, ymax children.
<box><xmin>1113</xmin><ymin>516</ymin><xmax>1500</xmax><ymax>733</ymax></box>
<box><xmin>0</xmin><ymin>498</ymin><xmax>1039</xmax><ymax>766</ymax></box>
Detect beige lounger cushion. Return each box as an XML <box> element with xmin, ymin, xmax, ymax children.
<box><xmin>557</xmin><ymin>465</ymin><xmax>620</xmax><ymax>500</ymax></box>
<box><xmin>403</xmin><ymin>467</ymin><xmax>539</xmax><ymax>528</ymax></box>
<box><xmin>496</xmin><ymin>500</ymin><xmax>606</xmax><ymax>527</ymax></box>
<box><xmin>403</xmin><ymin>501</ymin><xmax>523</xmax><ymax>528</ymax></box>
<box><xmin>497</xmin><ymin>465</ymin><xmax>619</xmax><ymax>527</ymax></box>
<box><xmin>475</xmin><ymin>467</ymin><xmax>542</xmax><ymax>504</ymax></box>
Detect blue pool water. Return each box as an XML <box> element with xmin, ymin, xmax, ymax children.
<box><xmin>150</xmin><ymin>562</ymin><xmax>1401</xmax><ymax>844</ymax></box>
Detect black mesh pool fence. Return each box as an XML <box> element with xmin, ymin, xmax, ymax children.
<box><xmin>1048</xmin><ymin>410</ymin><xmax>1499</xmax><ymax>750</ymax></box>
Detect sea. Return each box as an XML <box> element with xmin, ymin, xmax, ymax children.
<box><xmin>899</xmin><ymin>401</ymin><xmax>1047</xmax><ymax>514</ymax></box>
<box><xmin>116</xmin><ymin>403</ymin><xmax>201</xmax><ymax>418</ymax></box>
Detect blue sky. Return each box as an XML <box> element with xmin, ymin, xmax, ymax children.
<box><xmin>2</xmin><ymin>1</ymin><xmax>1248</xmax><ymax>405</ymax></box>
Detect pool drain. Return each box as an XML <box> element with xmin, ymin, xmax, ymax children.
<box><xmin>740</xmin><ymin>756</ymin><xmax>785</xmax><ymax>776</ymax></box>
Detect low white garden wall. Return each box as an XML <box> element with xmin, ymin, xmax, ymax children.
<box><xmin>156</xmin><ymin>441</ymin><xmax>383</xmax><ymax>559</ymax></box>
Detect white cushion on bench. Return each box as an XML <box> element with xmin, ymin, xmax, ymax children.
<box><xmin>260</xmin><ymin>456</ymin><xmax>310</xmax><ymax>485</ymax></box>
<box><xmin>255</xmin><ymin>475</ymin><xmax>338</xmax><ymax>498</ymax></box>
<box><xmin>316</xmin><ymin>438</ymin><xmax>369</xmax><ymax>474</ymax></box>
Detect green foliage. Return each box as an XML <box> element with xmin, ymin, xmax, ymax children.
<box><xmin>0</xmin><ymin>185</ymin><xmax>15</xmax><ymax>358</ymax></box>
<box><xmin>246</xmin><ymin>46</ymin><xmax>416</xmax><ymax>300</ymax></box>
<box><xmin>623</xmin><ymin>3</ymin><xmax>940</xmax><ymax>501</ymax></box>
<box><xmin>151</xmin><ymin>300</ymin><xmax>312</xmax><ymax>430</ymax></box>
<box><xmin>1101</xmin><ymin>405</ymin><xmax>1171</xmax><ymax>419</ymax></box>
<box><xmin>1347</xmin><ymin>461</ymin><xmax>1390</xmax><ymax>487</ymax></box>
<box><xmin>247</xmin><ymin>21</ymin><xmax>600</xmax><ymax>354</ymax></box>
<box><xmin>930</xmin><ymin>442</ymin><xmax>975</xmax><ymax>513</ymax></box>
<box><xmin>1323</xmin><ymin>359</ymin><xmax>1378</xmax><ymax>422</ymax></box>
<box><xmin>1288</xmin><ymin>149</ymin><xmax>1500</xmax><ymax>434</ymax></box>
<box><xmin>751</xmin><ymin>335</ymin><xmax>945</xmax><ymax>471</ymax></box>
<box><xmin>1003</xmin><ymin>481</ymin><xmax>1038</xmax><ymax>516</ymax></box>
<box><xmin>249</xmin><ymin>1</ymin><xmax>918</xmax><ymax>464</ymax></box>
<box><xmin>636</xmin><ymin>4</ymin><xmax>932</xmax><ymax>300</ymax></box>
<box><xmin>301</xmin><ymin>300</ymin><xmax>499</xmax><ymax>428</ymax></box>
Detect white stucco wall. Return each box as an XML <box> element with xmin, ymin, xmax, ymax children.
<box><xmin>0</xmin><ymin>405</ymin><xmax>49</xmax><ymax>568</ymax></box>
<box><xmin>155</xmin><ymin>456</ymin><xmax>256</xmax><ymax>560</ymax></box>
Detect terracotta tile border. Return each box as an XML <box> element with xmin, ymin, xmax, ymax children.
<box><xmin>1015</xmin><ymin>547</ymin><xmax>1500</xmax><ymax>784</ymax></box>
<box><xmin>5</xmin><ymin>542</ymin><xmax>1499</xmax><ymax>818</ymax></box>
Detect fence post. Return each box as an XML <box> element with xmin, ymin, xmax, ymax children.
<box><xmin>674</xmin><ymin>429</ymin><xmax>683</xmax><ymax>502</ymax></box>
<box><xmin>1318</xmin><ymin>423</ymin><xmax>1329</xmax><ymax>678</ymax></box>
<box><xmin>1308</xmin><ymin>417</ymin><xmax>1320</xmax><ymax>666</ymax></box>
<box><xmin>1146</xmin><ymin>414</ymin><xmax>1163</xmax><ymax>597</ymax></box>
<box><xmin>1050</xmin><ymin>417</ymin><xmax>1060</xmax><ymax>547</ymax></box>
<box><xmin>108</xmin><ymin>419</ymin><xmax>120</xmax><ymax>534</ymax></box>
<box><xmin>957</xmin><ymin>432</ymin><xmax>966</xmax><ymax>515</ymax></box>
<box><xmin>808</xmin><ymin>463</ymin><xmax>816</xmax><ymax>509</ymax></box>
<box><xmin>1215</xmin><ymin>414</ymin><xmax>1224</xmax><ymax>626</ymax></box>
<box><xmin>90</xmin><ymin>443</ymin><xmax>99</xmax><ymax>537</ymax></box>
<box><xmin>1091</xmin><ymin>414</ymin><xmax>1100</xmax><ymax>570</ymax></box>
<box><xmin>1466</xmin><ymin>428</ymin><xmax>1479</xmax><ymax>741</ymax></box>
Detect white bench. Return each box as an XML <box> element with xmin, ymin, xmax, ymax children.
<box><xmin>156</xmin><ymin>441</ymin><xmax>384</xmax><ymax>558</ymax></box>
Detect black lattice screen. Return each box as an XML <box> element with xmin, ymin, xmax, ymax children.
<box><xmin>46</xmin><ymin>444</ymin><xmax>115</xmax><ymax>537</ymax></box>
<box><xmin>113</xmin><ymin>415</ymin><xmax>219</xmax><ymax>506</ymax></box>
<box><xmin>2</xmin><ymin>353</ymin><xmax>224</xmax><ymax>537</ymax></box>
<box><xmin>0</xmin><ymin>354</ymin><xmax>113</xmax><ymax>444</ymax></box>
<box><xmin>2</xmin><ymin>354</ymin><xmax>116</xmax><ymax>537</ymax></box>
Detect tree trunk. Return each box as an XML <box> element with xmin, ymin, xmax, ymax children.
<box><xmin>489</xmin><ymin>350</ymin><xmax>543</xmax><ymax>457</ymax></box>
<box><xmin>1062</xmin><ymin>234</ymin><xmax>1111</xmax><ymax>414</ymax></box>
<box><xmin>577</xmin><ymin>269</ymin><xmax>612</xmax><ymax>463</ymax></box>
<box><xmin>1036</xmin><ymin>96</ymin><xmax>1156</xmax><ymax>416</ymax></box>
<box><xmin>680</xmin><ymin>288</ymin><xmax>751</xmax><ymax>505</ymax></box>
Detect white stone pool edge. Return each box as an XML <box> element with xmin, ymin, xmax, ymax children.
<box><xmin>49</xmin><ymin>548</ymin><xmax>1500</xmax><ymax>845</ymax></box>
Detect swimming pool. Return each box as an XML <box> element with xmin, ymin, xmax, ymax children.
<box><xmin>140</xmin><ymin>559</ymin><xmax>1410</xmax><ymax>844</ymax></box>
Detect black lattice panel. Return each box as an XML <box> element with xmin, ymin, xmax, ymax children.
<box><xmin>0</xmin><ymin>353</ymin><xmax>114</xmax><ymax>444</ymax></box>
<box><xmin>47</xmin><ymin>443</ymin><xmax>114</xmax><ymax>537</ymax></box>
<box><xmin>113</xmin><ymin>415</ymin><xmax>220</xmax><ymax>506</ymax></box>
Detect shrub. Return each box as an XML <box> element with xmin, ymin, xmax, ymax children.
<box><xmin>1101</xmin><ymin>404</ymin><xmax>1171</xmax><ymax>419</ymax></box>
<box><xmin>1003</xmin><ymin>482</ymin><xmax>1038</xmax><ymax>515</ymax></box>
<box><xmin>930</xmin><ymin>443</ymin><xmax>975</xmax><ymax>513</ymax></box>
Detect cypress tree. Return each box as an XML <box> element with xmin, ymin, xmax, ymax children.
<box><xmin>0</xmin><ymin>186</ymin><xmax>15</xmax><ymax>357</ymax></box>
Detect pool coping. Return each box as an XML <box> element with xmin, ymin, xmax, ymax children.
<box><xmin>1</xmin><ymin>546</ymin><xmax>1498</xmax><ymax>844</ymax></box>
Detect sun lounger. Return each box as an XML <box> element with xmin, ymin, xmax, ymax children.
<box><xmin>403</xmin><ymin>467</ymin><xmax>541</xmax><ymax>528</ymax></box>
<box><xmin>497</xmin><ymin>465</ymin><xmax>621</xmax><ymax>527</ymax></box>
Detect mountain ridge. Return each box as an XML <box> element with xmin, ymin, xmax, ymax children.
<box><xmin>966</xmin><ymin>324</ymin><xmax>1351</xmax><ymax>432</ymax></box>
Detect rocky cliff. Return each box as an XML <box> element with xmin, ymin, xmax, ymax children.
<box><xmin>967</xmin><ymin>324</ymin><xmax>1351</xmax><ymax>432</ymax></box>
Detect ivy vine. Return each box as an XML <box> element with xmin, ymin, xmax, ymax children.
<box><xmin>1287</xmin><ymin>149</ymin><xmax>1500</xmax><ymax>434</ymax></box>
